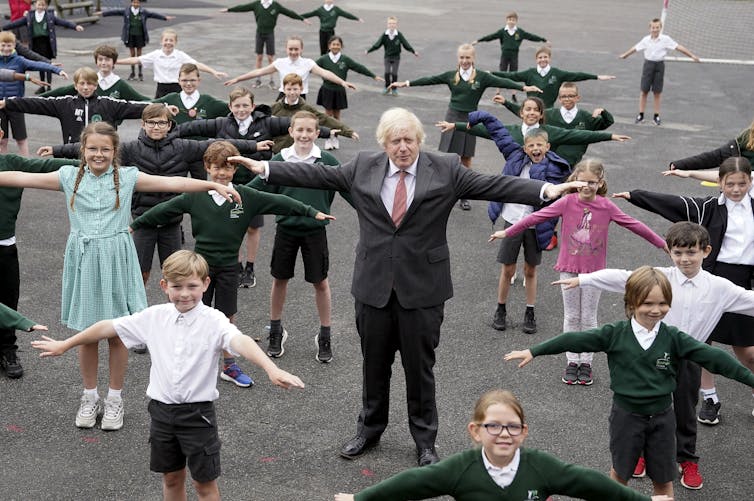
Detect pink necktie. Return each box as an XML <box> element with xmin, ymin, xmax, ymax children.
<box><xmin>392</xmin><ymin>170</ymin><xmax>407</xmax><ymax>226</ymax></box>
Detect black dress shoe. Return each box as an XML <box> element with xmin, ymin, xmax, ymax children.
<box><xmin>340</xmin><ymin>435</ymin><xmax>378</xmax><ymax>459</ymax></box>
<box><xmin>417</xmin><ymin>447</ymin><xmax>440</xmax><ymax>466</ymax></box>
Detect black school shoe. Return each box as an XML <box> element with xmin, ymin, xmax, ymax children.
<box><xmin>0</xmin><ymin>350</ymin><xmax>23</xmax><ymax>378</ymax></box>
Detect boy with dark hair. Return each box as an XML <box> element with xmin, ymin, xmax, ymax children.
<box><xmin>554</xmin><ymin>222</ymin><xmax>754</xmax><ymax>490</ymax></box>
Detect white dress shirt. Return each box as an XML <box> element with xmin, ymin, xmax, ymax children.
<box><xmin>634</xmin><ymin>34</ymin><xmax>678</xmax><ymax>62</ymax></box>
<box><xmin>631</xmin><ymin>317</ymin><xmax>660</xmax><ymax>350</ymax></box>
<box><xmin>98</xmin><ymin>72</ymin><xmax>120</xmax><ymax>91</ymax></box>
<box><xmin>139</xmin><ymin>49</ymin><xmax>196</xmax><ymax>83</ymax></box>
<box><xmin>580</xmin><ymin>266</ymin><xmax>754</xmax><ymax>342</ymax></box>
<box><xmin>237</xmin><ymin>116</ymin><xmax>252</xmax><ymax>136</ymax></box>
<box><xmin>180</xmin><ymin>90</ymin><xmax>200</xmax><ymax>110</ymax></box>
<box><xmin>279</xmin><ymin>144</ymin><xmax>322</xmax><ymax>163</ymax></box>
<box><xmin>459</xmin><ymin>68</ymin><xmax>472</xmax><ymax>81</ymax></box>
<box><xmin>718</xmin><ymin>194</ymin><xmax>754</xmax><ymax>265</ymax></box>
<box><xmin>113</xmin><ymin>302</ymin><xmax>241</xmax><ymax>404</ymax></box>
<box><xmin>560</xmin><ymin>106</ymin><xmax>578</xmax><ymax>124</ymax></box>
<box><xmin>381</xmin><ymin>159</ymin><xmax>417</xmax><ymax>217</ymax></box>
<box><xmin>501</xmin><ymin>163</ymin><xmax>534</xmax><ymax>224</ymax></box>
<box><xmin>482</xmin><ymin>448</ymin><xmax>521</xmax><ymax>489</ymax></box>
<box><xmin>272</xmin><ymin>57</ymin><xmax>316</xmax><ymax>93</ymax></box>
<box><xmin>537</xmin><ymin>65</ymin><xmax>551</xmax><ymax>77</ymax></box>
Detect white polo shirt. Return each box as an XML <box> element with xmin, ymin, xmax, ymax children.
<box><xmin>634</xmin><ymin>34</ymin><xmax>678</xmax><ymax>62</ymax></box>
<box><xmin>273</xmin><ymin>56</ymin><xmax>316</xmax><ymax>93</ymax></box>
<box><xmin>139</xmin><ymin>49</ymin><xmax>197</xmax><ymax>83</ymax></box>
<box><xmin>113</xmin><ymin>302</ymin><xmax>241</xmax><ymax>404</ymax></box>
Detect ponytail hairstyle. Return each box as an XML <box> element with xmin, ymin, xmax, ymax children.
<box><xmin>567</xmin><ymin>158</ymin><xmax>608</xmax><ymax>196</ymax></box>
<box><xmin>453</xmin><ymin>43</ymin><xmax>477</xmax><ymax>86</ymax></box>
<box><xmin>746</xmin><ymin>117</ymin><xmax>754</xmax><ymax>151</ymax></box>
<box><xmin>71</xmin><ymin>122</ymin><xmax>121</xmax><ymax>211</ymax></box>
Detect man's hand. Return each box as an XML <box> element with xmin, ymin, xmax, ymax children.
<box><xmin>228</xmin><ymin>155</ymin><xmax>265</xmax><ymax>175</ymax></box>
<box><xmin>544</xmin><ymin>181</ymin><xmax>586</xmax><ymax>199</ymax></box>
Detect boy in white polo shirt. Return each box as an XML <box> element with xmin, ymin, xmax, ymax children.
<box><xmin>30</xmin><ymin>250</ymin><xmax>304</xmax><ymax>500</ymax></box>
<box><xmin>619</xmin><ymin>18</ymin><xmax>699</xmax><ymax>126</ymax></box>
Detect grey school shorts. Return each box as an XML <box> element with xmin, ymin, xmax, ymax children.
<box><xmin>497</xmin><ymin>220</ymin><xmax>542</xmax><ymax>266</ymax></box>
<box><xmin>609</xmin><ymin>402</ymin><xmax>676</xmax><ymax>483</ymax></box>
<box><xmin>640</xmin><ymin>60</ymin><xmax>665</xmax><ymax>93</ymax></box>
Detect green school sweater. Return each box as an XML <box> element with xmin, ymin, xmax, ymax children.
<box><xmin>457</xmin><ymin>121</ymin><xmax>612</xmax><ymax>152</ymax></box>
<box><xmin>301</xmin><ymin>5</ymin><xmax>358</xmax><ymax>32</ymax></box>
<box><xmin>502</xmin><ymin>100</ymin><xmax>615</xmax><ymax>166</ymax></box>
<box><xmin>0</xmin><ymin>303</ymin><xmax>35</xmax><ymax>332</ymax></box>
<box><xmin>41</xmin><ymin>79</ymin><xmax>151</xmax><ymax>101</ymax></box>
<box><xmin>366</xmin><ymin>32</ymin><xmax>415</xmax><ymax>58</ymax></box>
<box><xmin>477</xmin><ymin>26</ymin><xmax>547</xmax><ymax>57</ymax></box>
<box><xmin>0</xmin><ymin>155</ymin><xmax>71</xmax><ymax>239</ymax></box>
<box><xmin>408</xmin><ymin>70</ymin><xmax>522</xmax><ymax>113</ymax></box>
<box><xmin>269</xmin><ymin>99</ymin><xmax>354</xmax><ymax>151</ymax></box>
<box><xmin>492</xmin><ymin>67</ymin><xmax>598</xmax><ymax>108</ymax></box>
<box><xmin>248</xmin><ymin>151</ymin><xmax>340</xmax><ymax>235</ymax></box>
<box><xmin>530</xmin><ymin>320</ymin><xmax>754</xmax><ymax>414</ymax></box>
<box><xmin>130</xmin><ymin>184</ymin><xmax>317</xmax><ymax>267</ymax></box>
<box><xmin>228</xmin><ymin>1</ymin><xmax>303</xmax><ymax>34</ymax></box>
<box><xmin>355</xmin><ymin>447</ymin><xmax>650</xmax><ymax>501</ymax></box>
<box><xmin>315</xmin><ymin>54</ymin><xmax>376</xmax><ymax>90</ymax></box>
<box><xmin>153</xmin><ymin>93</ymin><xmax>229</xmax><ymax>126</ymax></box>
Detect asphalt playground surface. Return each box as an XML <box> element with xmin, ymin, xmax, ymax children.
<box><xmin>1</xmin><ymin>1</ymin><xmax>752</xmax><ymax>499</ymax></box>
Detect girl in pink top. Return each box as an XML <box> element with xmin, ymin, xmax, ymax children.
<box><xmin>490</xmin><ymin>159</ymin><xmax>667</xmax><ymax>385</ymax></box>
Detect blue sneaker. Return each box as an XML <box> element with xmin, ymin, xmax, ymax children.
<box><xmin>221</xmin><ymin>363</ymin><xmax>254</xmax><ymax>387</ymax></box>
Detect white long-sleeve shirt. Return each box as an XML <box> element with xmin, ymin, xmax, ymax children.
<box><xmin>579</xmin><ymin>266</ymin><xmax>754</xmax><ymax>342</ymax></box>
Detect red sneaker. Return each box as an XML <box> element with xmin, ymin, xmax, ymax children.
<box><xmin>679</xmin><ymin>461</ymin><xmax>704</xmax><ymax>490</ymax></box>
<box><xmin>632</xmin><ymin>456</ymin><xmax>646</xmax><ymax>478</ymax></box>
<box><xmin>545</xmin><ymin>233</ymin><xmax>558</xmax><ymax>251</ymax></box>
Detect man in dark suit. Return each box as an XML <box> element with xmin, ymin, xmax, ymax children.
<box><xmin>230</xmin><ymin>107</ymin><xmax>581</xmax><ymax>466</ymax></box>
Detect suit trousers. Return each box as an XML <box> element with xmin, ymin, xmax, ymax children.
<box><xmin>674</xmin><ymin>358</ymin><xmax>701</xmax><ymax>463</ymax></box>
<box><xmin>354</xmin><ymin>292</ymin><xmax>443</xmax><ymax>449</ymax></box>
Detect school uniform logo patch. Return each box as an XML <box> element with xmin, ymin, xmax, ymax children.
<box><xmin>526</xmin><ymin>490</ymin><xmax>540</xmax><ymax>500</ymax></box>
<box><xmin>656</xmin><ymin>352</ymin><xmax>671</xmax><ymax>370</ymax></box>
<box><xmin>91</xmin><ymin>114</ymin><xmax>103</xmax><ymax>123</ymax></box>
<box><xmin>229</xmin><ymin>203</ymin><xmax>244</xmax><ymax>219</ymax></box>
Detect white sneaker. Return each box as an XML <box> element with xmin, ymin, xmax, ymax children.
<box><xmin>75</xmin><ymin>394</ymin><xmax>102</xmax><ymax>428</ymax></box>
<box><xmin>101</xmin><ymin>395</ymin><xmax>124</xmax><ymax>431</ymax></box>
<box><xmin>324</xmin><ymin>138</ymin><xmax>333</xmax><ymax>150</ymax></box>
<box><xmin>331</xmin><ymin>136</ymin><xmax>340</xmax><ymax>149</ymax></box>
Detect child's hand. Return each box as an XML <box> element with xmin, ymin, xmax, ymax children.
<box><xmin>661</xmin><ymin>242</ymin><xmax>670</xmax><ymax>254</ymax></box>
<box><xmin>335</xmin><ymin>495</ymin><xmax>355</xmax><ymax>501</ymax></box>
<box><xmin>492</xmin><ymin>94</ymin><xmax>506</xmax><ymax>105</ymax></box>
<box><xmin>611</xmin><ymin>134</ymin><xmax>631</xmax><ymax>142</ymax></box>
<box><xmin>552</xmin><ymin>277</ymin><xmax>580</xmax><ymax>289</ymax></box>
<box><xmin>375</xmin><ymin>76</ymin><xmax>385</xmax><ymax>82</ymax></box>
<box><xmin>314</xmin><ymin>212</ymin><xmax>336</xmax><ymax>221</ymax></box>
<box><xmin>343</xmin><ymin>81</ymin><xmax>356</xmax><ymax>90</ymax></box>
<box><xmin>592</xmin><ymin>108</ymin><xmax>605</xmax><ymax>117</ymax></box>
<box><xmin>611</xmin><ymin>192</ymin><xmax>631</xmax><ymax>200</ymax></box>
<box><xmin>219</xmin><ymin>8</ymin><xmax>229</xmax><ymax>12</ymax></box>
<box><xmin>166</xmin><ymin>105</ymin><xmax>180</xmax><ymax>116</ymax></box>
<box><xmin>650</xmin><ymin>496</ymin><xmax>674</xmax><ymax>501</ymax></box>
<box><xmin>523</xmin><ymin>85</ymin><xmax>542</xmax><ymax>93</ymax></box>
<box><xmin>351</xmin><ymin>132</ymin><xmax>360</xmax><ymax>142</ymax></box>
<box><xmin>597</xmin><ymin>74</ymin><xmax>616</xmax><ymax>80</ymax></box>
<box><xmin>488</xmin><ymin>230</ymin><xmax>507</xmax><ymax>242</ymax></box>
<box><xmin>58</xmin><ymin>71</ymin><xmax>69</xmax><ymax>80</ymax></box>
<box><xmin>0</xmin><ymin>100</ymin><xmax>6</xmax><ymax>109</ymax></box>
<box><xmin>413</xmin><ymin>52</ymin><xmax>420</xmax><ymax>58</ymax></box>
<box><xmin>75</xmin><ymin>25</ymin><xmax>84</xmax><ymax>32</ymax></box>
<box><xmin>31</xmin><ymin>336</ymin><xmax>68</xmax><ymax>357</ymax></box>
<box><xmin>224</xmin><ymin>77</ymin><xmax>238</xmax><ymax>86</ymax></box>
<box><xmin>388</xmin><ymin>81</ymin><xmax>406</xmax><ymax>90</ymax></box>
<box><xmin>214</xmin><ymin>184</ymin><xmax>242</xmax><ymax>204</ymax></box>
<box><xmin>435</xmin><ymin>121</ymin><xmax>455</xmax><ymax>132</ymax></box>
<box><xmin>166</xmin><ymin>16</ymin><xmax>176</xmax><ymax>20</ymax></box>
<box><xmin>329</xmin><ymin>129</ymin><xmax>341</xmax><ymax>138</ymax></box>
<box><xmin>504</xmin><ymin>349</ymin><xmax>534</xmax><ymax>368</ymax></box>
<box><xmin>228</xmin><ymin>155</ymin><xmax>264</xmax><ymax>174</ymax></box>
<box><xmin>661</xmin><ymin>169</ymin><xmax>691</xmax><ymax>178</ymax></box>
<box><xmin>268</xmin><ymin>367</ymin><xmax>305</xmax><ymax>389</ymax></box>
<box><xmin>36</xmin><ymin>146</ymin><xmax>53</xmax><ymax>156</ymax></box>
<box><xmin>212</xmin><ymin>71</ymin><xmax>229</xmax><ymax>80</ymax></box>
<box><xmin>29</xmin><ymin>324</ymin><xmax>48</xmax><ymax>332</ymax></box>
<box><xmin>302</xmin><ymin>19</ymin><xmax>312</xmax><ymax>25</ymax></box>
<box><xmin>255</xmin><ymin>140</ymin><xmax>274</xmax><ymax>151</ymax></box>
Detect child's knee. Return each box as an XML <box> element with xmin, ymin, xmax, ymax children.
<box><xmin>192</xmin><ymin>479</ymin><xmax>220</xmax><ymax>500</ymax></box>
<box><xmin>523</xmin><ymin>263</ymin><xmax>537</xmax><ymax>277</ymax></box>
<box><xmin>162</xmin><ymin>469</ymin><xmax>186</xmax><ymax>489</ymax></box>
<box><xmin>501</xmin><ymin>264</ymin><xmax>517</xmax><ymax>278</ymax></box>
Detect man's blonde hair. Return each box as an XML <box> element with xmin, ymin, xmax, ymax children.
<box><xmin>162</xmin><ymin>250</ymin><xmax>209</xmax><ymax>282</ymax></box>
<box><xmin>375</xmin><ymin>107</ymin><xmax>425</xmax><ymax>147</ymax></box>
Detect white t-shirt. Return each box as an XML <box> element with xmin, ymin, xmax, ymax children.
<box><xmin>139</xmin><ymin>49</ymin><xmax>197</xmax><ymax>83</ymax></box>
<box><xmin>273</xmin><ymin>57</ymin><xmax>316</xmax><ymax>93</ymax></box>
<box><xmin>634</xmin><ymin>34</ymin><xmax>678</xmax><ymax>62</ymax></box>
<box><xmin>113</xmin><ymin>302</ymin><xmax>241</xmax><ymax>404</ymax></box>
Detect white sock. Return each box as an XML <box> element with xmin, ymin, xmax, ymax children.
<box><xmin>83</xmin><ymin>388</ymin><xmax>99</xmax><ymax>401</ymax></box>
<box><xmin>107</xmin><ymin>388</ymin><xmax>122</xmax><ymax>400</ymax></box>
<box><xmin>701</xmin><ymin>388</ymin><xmax>719</xmax><ymax>404</ymax></box>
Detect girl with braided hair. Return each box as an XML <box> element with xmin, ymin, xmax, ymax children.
<box><xmin>0</xmin><ymin>122</ymin><xmax>240</xmax><ymax>431</ymax></box>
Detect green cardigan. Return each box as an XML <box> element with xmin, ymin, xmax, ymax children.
<box><xmin>0</xmin><ymin>303</ymin><xmax>35</xmax><ymax>332</ymax></box>
<box><xmin>355</xmin><ymin>447</ymin><xmax>650</xmax><ymax>501</ymax></box>
<box><xmin>301</xmin><ymin>5</ymin><xmax>358</xmax><ymax>31</ymax></box>
<box><xmin>409</xmin><ymin>69</ymin><xmax>523</xmax><ymax>113</ymax></box>
<box><xmin>477</xmin><ymin>26</ymin><xmax>547</xmax><ymax>57</ymax></box>
<box><xmin>153</xmin><ymin>92</ymin><xmax>229</xmax><ymax>126</ymax></box>
<box><xmin>41</xmin><ymin>79</ymin><xmax>150</xmax><ymax>102</ymax></box>
<box><xmin>531</xmin><ymin>320</ymin><xmax>754</xmax><ymax>414</ymax></box>
<box><xmin>457</xmin><ymin>121</ymin><xmax>613</xmax><ymax>152</ymax></box>
<box><xmin>227</xmin><ymin>1</ymin><xmax>303</xmax><ymax>34</ymax></box>
<box><xmin>131</xmin><ymin>185</ymin><xmax>317</xmax><ymax>267</ymax></box>
<box><xmin>315</xmin><ymin>53</ymin><xmax>376</xmax><ymax>90</ymax></box>
<box><xmin>367</xmin><ymin>32</ymin><xmax>416</xmax><ymax>58</ymax></box>
<box><xmin>492</xmin><ymin>67</ymin><xmax>598</xmax><ymax>107</ymax></box>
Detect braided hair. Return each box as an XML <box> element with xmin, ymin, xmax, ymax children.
<box><xmin>70</xmin><ymin>122</ymin><xmax>121</xmax><ymax>211</ymax></box>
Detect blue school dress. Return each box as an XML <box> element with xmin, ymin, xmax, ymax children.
<box><xmin>58</xmin><ymin>164</ymin><xmax>147</xmax><ymax>330</ymax></box>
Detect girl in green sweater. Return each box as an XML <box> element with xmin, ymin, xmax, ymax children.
<box><xmin>505</xmin><ymin>266</ymin><xmax>754</xmax><ymax>499</ymax></box>
<box><xmin>335</xmin><ymin>389</ymin><xmax>669</xmax><ymax>501</ymax></box>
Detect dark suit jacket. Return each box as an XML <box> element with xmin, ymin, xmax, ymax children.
<box><xmin>268</xmin><ymin>150</ymin><xmax>546</xmax><ymax>309</ymax></box>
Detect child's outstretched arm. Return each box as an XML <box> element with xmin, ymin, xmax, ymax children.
<box><xmin>230</xmin><ymin>334</ymin><xmax>305</xmax><ymax>389</ymax></box>
<box><xmin>551</xmin><ymin>276</ymin><xmax>581</xmax><ymax>289</ymax></box>
<box><xmin>488</xmin><ymin>229</ymin><xmax>508</xmax><ymax>242</ymax></box>
<box><xmin>31</xmin><ymin>320</ymin><xmax>118</xmax><ymax>357</ymax></box>
<box><xmin>134</xmin><ymin>173</ymin><xmax>241</xmax><ymax>202</ymax></box>
<box><xmin>675</xmin><ymin>44</ymin><xmax>701</xmax><ymax>62</ymax></box>
<box><xmin>194</xmin><ymin>61</ymin><xmax>228</xmax><ymax>80</ymax></box>
<box><xmin>0</xmin><ymin>170</ymin><xmax>61</xmax><ymax>191</ymax></box>
<box><xmin>619</xmin><ymin>47</ymin><xmax>637</xmax><ymax>59</ymax></box>
<box><xmin>661</xmin><ymin>169</ymin><xmax>718</xmax><ymax>183</ymax></box>
<box><xmin>504</xmin><ymin>349</ymin><xmax>534</xmax><ymax>368</ymax></box>
<box><xmin>224</xmin><ymin>64</ymin><xmax>276</xmax><ymax>86</ymax></box>
<box><xmin>311</xmin><ymin>64</ymin><xmax>357</xmax><ymax>90</ymax></box>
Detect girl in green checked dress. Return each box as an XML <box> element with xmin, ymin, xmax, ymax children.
<box><xmin>0</xmin><ymin>122</ymin><xmax>239</xmax><ymax>432</ymax></box>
